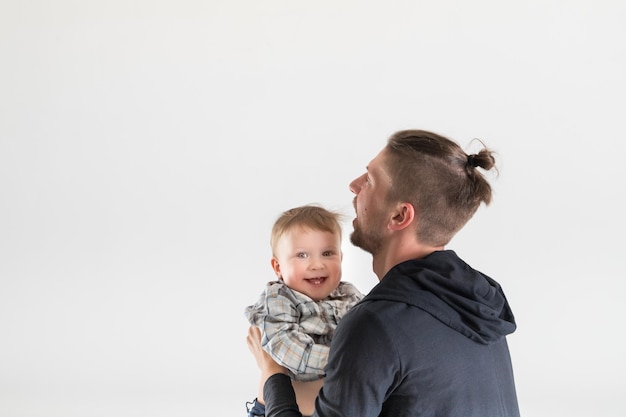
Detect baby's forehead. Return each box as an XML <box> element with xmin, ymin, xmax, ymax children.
<box><xmin>278</xmin><ymin>225</ymin><xmax>340</xmax><ymax>243</ymax></box>
<box><xmin>281</xmin><ymin>225</ymin><xmax>339</xmax><ymax>239</ymax></box>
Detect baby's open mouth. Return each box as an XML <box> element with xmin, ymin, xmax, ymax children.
<box><xmin>306</xmin><ymin>277</ymin><xmax>327</xmax><ymax>285</ymax></box>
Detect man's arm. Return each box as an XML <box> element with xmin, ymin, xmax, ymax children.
<box><xmin>264</xmin><ymin>374</ymin><xmax>302</xmax><ymax>417</ymax></box>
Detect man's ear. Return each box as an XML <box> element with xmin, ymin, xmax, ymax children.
<box><xmin>389</xmin><ymin>202</ymin><xmax>415</xmax><ymax>231</ymax></box>
<box><xmin>270</xmin><ymin>257</ymin><xmax>282</xmax><ymax>278</ymax></box>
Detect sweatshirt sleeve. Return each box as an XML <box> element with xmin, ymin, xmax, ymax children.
<box><xmin>264</xmin><ymin>373</ymin><xmax>302</xmax><ymax>417</ymax></box>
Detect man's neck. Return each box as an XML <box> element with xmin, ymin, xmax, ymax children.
<box><xmin>372</xmin><ymin>242</ymin><xmax>444</xmax><ymax>280</ymax></box>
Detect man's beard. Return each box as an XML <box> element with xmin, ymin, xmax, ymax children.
<box><xmin>350</xmin><ymin>218</ymin><xmax>383</xmax><ymax>255</ymax></box>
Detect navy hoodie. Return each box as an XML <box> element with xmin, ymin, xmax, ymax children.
<box><xmin>264</xmin><ymin>250</ymin><xmax>520</xmax><ymax>417</ymax></box>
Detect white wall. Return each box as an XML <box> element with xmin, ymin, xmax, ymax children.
<box><xmin>1</xmin><ymin>1</ymin><xmax>624</xmax><ymax>416</ymax></box>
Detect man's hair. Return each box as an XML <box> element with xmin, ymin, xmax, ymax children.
<box><xmin>384</xmin><ymin>129</ymin><xmax>496</xmax><ymax>246</ymax></box>
<box><xmin>270</xmin><ymin>205</ymin><xmax>343</xmax><ymax>256</ymax></box>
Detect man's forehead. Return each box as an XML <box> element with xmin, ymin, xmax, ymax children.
<box><xmin>368</xmin><ymin>150</ymin><xmax>391</xmax><ymax>178</ymax></box>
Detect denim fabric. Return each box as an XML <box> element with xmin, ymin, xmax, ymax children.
<box><xmin>246</xmin><ymin>398</ymin><xmax>265</xmax><ymax>417</ymax></box>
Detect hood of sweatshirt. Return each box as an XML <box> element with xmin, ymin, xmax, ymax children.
<box><xmin>363</xmin><ymin>250</ymin><xmax>516</xmax><ymax>344</ymax></box>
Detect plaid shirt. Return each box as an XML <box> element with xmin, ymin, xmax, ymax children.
<box><xmin>245</xmin><ymin>280</ymin><xmax>364</xmax><ymax>382</ymax></box>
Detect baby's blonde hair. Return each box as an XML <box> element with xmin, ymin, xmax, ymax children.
<box><xmin>270</xmin><ymin>204</ymin><xmax>343</xmax><ymax>257</ymax></box>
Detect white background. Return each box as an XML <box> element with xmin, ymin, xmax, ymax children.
<box><xmin>1</xmin><ymin>1</ymin><xmax>625</xmax><ymax>416</ymax></box>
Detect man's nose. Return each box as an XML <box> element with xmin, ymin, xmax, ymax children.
<box><xmin>349</xmin><ymin>173</ymin><xmax>366</xmax><ymax>194</ymax></box>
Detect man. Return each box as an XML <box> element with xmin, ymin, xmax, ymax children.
<box><xmin>247</xmin><ymin>129</ymin><xmax>520</xmax><ymax>417</ymax></box>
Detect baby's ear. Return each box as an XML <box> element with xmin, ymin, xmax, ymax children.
<box><xmin>270</xmin><ymin>257</ymin><xmax>282</xmax><ymax>278</ymax></box>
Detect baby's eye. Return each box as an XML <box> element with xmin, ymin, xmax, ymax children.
<box><xmin>323</xmin><ymin>250</ymin><xmax>335</xmax><ymax>257</ymax></box>
<box><xmin>296</xmin><ymin>252</ymin><xmax>308</xmax><ymax>258</ymax></box>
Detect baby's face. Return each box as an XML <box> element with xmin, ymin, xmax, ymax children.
<box><xmin>271</xmin><ymin>227</ymin><xmax>342</xmax><ymax>301</ymax></box>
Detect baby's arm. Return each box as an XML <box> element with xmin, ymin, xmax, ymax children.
<box><xmin>262</xmin><ymin>295</ymin><xmax>329</xmax><ymax>379</ymax></box>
